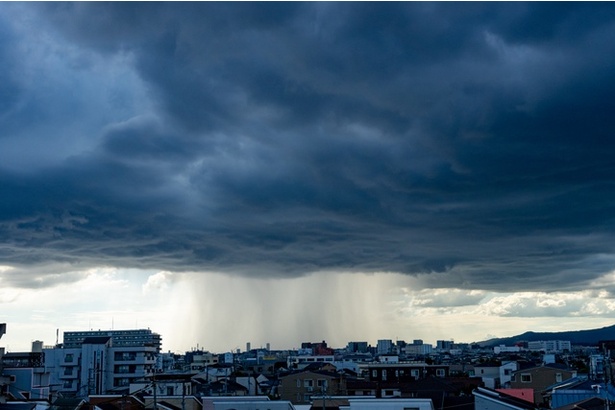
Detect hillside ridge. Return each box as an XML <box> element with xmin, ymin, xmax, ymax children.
<box><xmin>477</xmin><ymin>324</ymin><xmax>615</xmax><ymax>347</ymax></box>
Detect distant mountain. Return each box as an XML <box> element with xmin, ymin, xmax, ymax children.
<box><xmin>477</xmin><ymin>324</ymin><xmax>615</xmax><ymax>347</ymax></box>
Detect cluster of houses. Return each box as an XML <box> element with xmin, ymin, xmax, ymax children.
<box><xmin>1</xmin><ymin>324</ymin><xmax>615</xmax><ymax>410</ymax></box>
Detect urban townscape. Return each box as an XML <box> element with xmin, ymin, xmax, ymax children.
<box><xmin>1</xmin><ymin>323</ymin><xmax>615</xmax><ymax>410</ymax></box>
<box><xmin>4</xmin><ymin>4</ymin><xmax>615</xmax><ymax>410</ymax></box>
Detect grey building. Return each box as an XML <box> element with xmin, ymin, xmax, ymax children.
<box><xmin>45</xmin><ymin>330</ymin><xmax>159</xmax><ymax>397</ymax></box>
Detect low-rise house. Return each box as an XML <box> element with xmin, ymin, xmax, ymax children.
<box><xmin>142</xmin><ymin>395</ymin><xmax>203</xmax><ymax>410</ymax></box>
<box><xmin>277</xmin><ymin>370</ymin><xmax>346</xmax><ymax>404</ymax></box>
<box><xmin>48</xmin><ymin>398</ymin><xmax>87</xmax><ymax>410</ymax></box>
<box><xmin>130</xmin><ymin>373</ymin><xmax>194</xmax><ymax>397</ymax></box>
<box><xmin>345</xmin><ymin>380</ymin><xmax>377</xmax><ymax>397</ymax></box>
<box><xmin>495</xmin><ymin>389</ymin><xmax>533</xmax><ymax>404</ymax></box>
<box><xmin>89</xmin><ymin>394</ymin><xmax>145</xmax><ymax>410</ymax></box>
<box><xmin>545</xmin><ymin>377</ymin><xmax>615</xmax><ymax>409</ymax></box>
<box><xmin>510</xmin><ymin>365</ymin><xmax>576</xmax><ymax>406</ymax></box>
<box><xmin>554</xmin><ymin>397</ymin><xmax>608</xmax><ymax>410</ymax></box>
<box><xmin>309</xmin><ymin>397</ymin><xmax>436</xmax><ymax>410</ymax></box>
<box><xmin>475</xmin><ymin>361</ymin><xmax>518</xmax><ymax>389</ymax></box>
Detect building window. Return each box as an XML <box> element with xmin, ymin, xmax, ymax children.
<box><xmin>114</xmin><ymin>352</ymin><xmax>137</xmax><ymax>361</ymax></box>
<box><xmin>372</xmin><ymin>370</ymin><xmax>377</xmax><ymax>378</ymax></box>
<box><xmin>521</xmin><ymin>374</ymin><xmax>531</xmax><ymax>383</ymax></box>
<box><xmin>436</xmin><ymin>369</ymin><xmax>445</xmax><ymax>377</ymax></box>
<box><xmin>167</xmin><ymin>386</ymin><xmax>174</xmax><ymax>395</ymax></box>
<box><xmin>63</xmin><ymin>380</ymin><xmax>72</xmax><ymax>388</ymax></box>
<box><xmin>296</xmin><ymin>379</ymin><xmax>301</xmax><ymax>388</ymax></box>
<box><xmin>382</xmin><ymin>370</ymin><xmax>387</xmax><ymax>381</ymax></box>
<box><xmin>114</xmin><ymin>378</ymin><xmax>130</xmax><ymax>387</ymax></box>
<box><xmin>65</xmin><ymin>354</ymin><xmax>74</xmax><ymax>363</ymax></box>
<box><xmin>556</xmin><ymin>373</ymin><xmax>562</xmax><ymax>382</ymax></box>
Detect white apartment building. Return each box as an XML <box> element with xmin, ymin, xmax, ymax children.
<box><xmin>376</xmin><ymin>340</ymin><xmax>394</xmax><ymax>355</ymax></box>
<box><xmin>405</xmin><ymin>343</ymin><xmax>433</xmax><ymax>356</ymax></box>
<box><xmin>287</xmin><ymin>355</ymin><xmax>335</xmax><ymax>369</ymax></box>
<box><xmin>45</xmin><ymin>331</ymin><xmax>159</xmax><ymax>397</ymax></box>
<box><xmin>527</xmin><ymin>340</ymin><xmax>571</xmax><ymax>353</ymax></box>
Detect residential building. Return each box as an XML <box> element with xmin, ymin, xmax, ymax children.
<box><xmin>89</xmin><ymin>394</ymin><xmax>146</xmax><ymax>410</ymax></box>
<box><xmin>287</xmin><ymin>355</ymin><xmax>335</xmax><ymax>370</ymax></box>
<box><xmin>129</xmin><ymin>373</ymin><xmax>193</xmax><ymax>396</ymax></box>
<box><xmin>376</xmin><ymin>355</ymin><xmax>398</xmax><ymax>364</ymax></box>
<box><xmin>1</xmin><ymin>351</ymin><xmax>51</xmax><ymax>401</ymax></box>
<box><xmin>494</xmin><ymin>346</ymin><xmax>522</xmax><ymax>355</ymax></box>
<box><xmin>510</xmin><ymin>365</ymin><xmax>576</xmax><ymax>405</ymax></box>
<box><xmin>526</xmin><ymin>341</ymin><xmax>571</xmax><ymax>353</ymax></box>
<box><xmin>62</xmin><ymin>329</ymin><xmax>162</xmax><ymax>352</ymax></box>
<box><xmin>546</xmin><ymin>377</ymin><xmax>615</xmax><ymax>409</ymax></box>
<box><xmin>405</xmin><ymin>343</ymin><xmax>433</xmax><ymax>356</ymax></box>
<box><xmin>475</xmin><ymin>361</ymin><xmax>518</xmax><ymax>389</ymax></box>
<box><xmin>347</xmin><ymin>342</ymin><xmax>369</xmax><ymax>354</ymax></box>
<box><xmin>45</xmin><ymin>331</ymin><xmax>158</xmax><ymax>397</ymax></box>
<box><xmin>361</xmin><ymin>362</ymin><xmax>449</xmax><ymax>383</ymax></box>
<box><xmin>187</xmin><ymin>351</ymin><xmax>219</xmax><ymax>371</ymax></box>
<box><xmin>346</xmin><ymin>379</ymin><xmax>378</xmax><ymax>397</ymax></box>
<box><xmin>210</xmin><ymin>398</ymin><xmax>296</xmax><ymax>410</ymax></box>
<box><xmin>277</xmin><ymin>370</ymin><xmax>346</xmax><ymax>404</ymax></box>
<box><xmin>347</xmin><ymin>398</ymin><xmax>435</xmax><ymax>410</ymax></box>
<box><xmin>376</xmin><ymin>340</ymin><xmax>393</xmax><ymax>355</ymax></box>
<box><xmin>437</xmin><ymin>341</ymin><xmax>454</xmax><ymax>351</ymax></box>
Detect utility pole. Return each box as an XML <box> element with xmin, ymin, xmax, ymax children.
<box><xmin>181</xmin><ymin>382</ymin><xmax>186</xmax><ymax>410</ymax></box>
<box><xmin>153</xmin><ymin>374</ymin><xmax>158</xmax><ymax>410</ymax></box>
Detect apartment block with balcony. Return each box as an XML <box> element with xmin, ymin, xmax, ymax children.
<box><xmin>45</xmin><ymin>330</ymin><xmax>159</xmax><ymax>397</ymax></box>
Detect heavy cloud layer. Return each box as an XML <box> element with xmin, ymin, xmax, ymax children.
<box><xmin>2</xmin><ymin>3</ymin><xmax>615</xmax><ymax>292</ymax></box>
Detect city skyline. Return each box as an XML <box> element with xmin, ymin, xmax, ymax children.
<box><xmin>3</xmin><ymin>3</ymin><xmax>615</xmax><ymax>354</ymax></box>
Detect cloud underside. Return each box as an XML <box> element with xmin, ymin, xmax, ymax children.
<box><xmin>2</xmin><ymin>3</ymin><xmax>615</xmax><ymax>293</ymax></box>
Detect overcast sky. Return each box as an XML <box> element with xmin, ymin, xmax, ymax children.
<box><xmin>2</xmin><ymin>2</ymin><xmax>615</xmax><ymax>353</ymax></box>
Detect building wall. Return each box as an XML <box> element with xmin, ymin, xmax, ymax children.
<box><xmin>405</xmin><ymin>344</ymin><xmax>433</xmax><ymax>355</ymax></box>
<box><xmin>364</xmin><ymin>364</ymin><xmax>449</xmax><ymax>383</ymax></box>
<box><xmin>348</xmin><ymin>398</ymin><xmax>435</xmax><ymax>410</ymax></box>
<box><xmin>511</xmin><ymin>367</ymin><xmax>575</xmax><ymax>404</ymax></box>
<box><xmin>278</xmin><ymin>371</ymin><xmax>344</xmax><ymax>404</ymax></box>
<box><xmin>474</xmin><ymin>393</ymin><xmax>521</xmax><ymax>410</ymax></box>
<box><xmin>63</xmin><ymin>330</ymin><xmax>162</xmax><ymax>352</ymax></box>
<box><xmin>376</xmin><ymin>340</ymin><xmax>393</xmax><ymax>355</ymax></box>
<box><xmin>45</xmin><ymin>343</ymin><xmax>157</xmax><ymax>397</ymax></box>
<box><xmin>2</xmin><ymin>367</ymin><xmax>50</xmax><ymax>400</ymax></box>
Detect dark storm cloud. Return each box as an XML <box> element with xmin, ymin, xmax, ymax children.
<box><xmin>2</xmin><ymin>2</ymin><xmax>615</xmax><ymax>292</ymax></box>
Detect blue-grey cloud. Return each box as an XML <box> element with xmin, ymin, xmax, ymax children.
<box><xmin>2</xmin><ymin>2</ymin><xmax>615</xmax><ymax>292</ymax></box>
